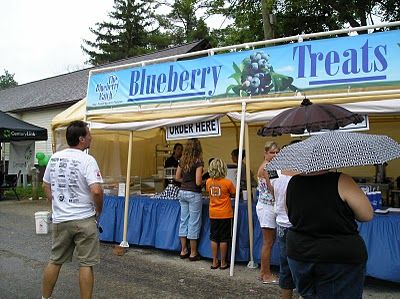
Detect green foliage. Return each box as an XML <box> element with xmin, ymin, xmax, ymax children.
<box><xmin>204</xmin><ymin>0</ymin><xmax>396</xmax><ymax>47</ymax></box>
<box><xmin>82</xmin><ymin>0</ymin><xmax>398</xmax><ymax>65</ymax></box>
<box><xmin>82</xmin><ymin>0</ymin><xmax>171</xmax><ymax>65</ymax></box>
<box><xmin>156</xmin><ymin>0</ymin><xmax>212</xmax><ymax>44</ymax></box>
<box><xmin>377</xmin><ymin>0</ymin><xmax>400</xmax><ymax>23</ymax></box>
<box><xmin>207</xmin><ymin>0</ymin><xmax>265</xmax><ymax>47</ymax></box>
<box><xmin>0</xmin><ymin>69</ymin><xmax>18</xmax><ymax>90</ymax></box>
<box><xmin>3</xmin><ymin>185</ymin><xmax>46</xmax><ymax>200</ymax></box>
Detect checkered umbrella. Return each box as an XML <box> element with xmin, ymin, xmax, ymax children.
<box><xmin>266</xmin><ymin>131</ymin><xmax>400</xmax><ymax>173</ymax></box>
<box><xmin>257</xmin><ymin>98</ymin><xmax>364</xmax><ymax>136</ymax></box>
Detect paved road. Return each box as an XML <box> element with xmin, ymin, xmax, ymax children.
<box><xmin>0</xmin><ymin>199</ymin><xmax>399</xmax><ymax>298</ymax></box>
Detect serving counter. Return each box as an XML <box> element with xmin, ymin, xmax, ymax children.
<box><xmin>99</xmin><ymin>195</ymin><xmax>400</xmax><ymax>283</ymax></box>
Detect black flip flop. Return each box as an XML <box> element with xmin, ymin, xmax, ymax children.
<box><xmin>210</xmin><ymin>262</ymin><xmax>220</xmax><ymax>269</ymax></box>
<box><xmin>189</xmin><ymin>254</ymin><xmax>201</xmax><ymax>261</ymax></box>
<box><xmin>179</xmin><ymin>252</ymin><xmax>190</xmax><ymax>259</ymax></box>
<box><xmin>220</xmin><ymin>264</ymin><xmax>229</xmax><ymax>270</ymax></box>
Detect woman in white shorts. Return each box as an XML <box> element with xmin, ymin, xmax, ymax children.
<box><xmin>256</xmin><ymin>141</ymin><xmax>280</xmax><ymax>284</ymax></box>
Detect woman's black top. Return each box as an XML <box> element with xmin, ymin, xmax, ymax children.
<box><xmin>286</xmin><ymin>172</ymin><xmax>367</xmax><ymax>264</ymax></box>
<box><xmin>180</xmin><ymin>161</ymin><xmax>204</xmax><ymax>193</ymax></box>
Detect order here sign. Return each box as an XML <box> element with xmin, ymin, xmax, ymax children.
<box><xmin>166</xmin><ymin>118</ymin><xmax>221</xmax><ymax>140</ymax></box>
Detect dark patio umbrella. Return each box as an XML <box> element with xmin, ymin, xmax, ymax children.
<box><xmin>257</xmin><ymin>98</ymin><xmax>364</xmax><ymax>137</ymax></box>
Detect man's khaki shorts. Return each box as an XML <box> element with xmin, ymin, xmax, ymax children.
<box><xmin>50</xmin><ymin>216</ymin><xmax>99</xmax><ymax>267</ymax></box>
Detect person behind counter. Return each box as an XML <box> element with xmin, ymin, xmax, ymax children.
<box><xmin>165</xmin><ymin>143</ymin><xmax>183</xmax><ymax>168</ymax></box>
<box><xmin>230</xmin><ymin>148</ymin><xmax>256</xmax><ymax>191</ymax></box>
<box><xmin>206</xmin><ymin>158</ymin><xmax>236</xmax><ymax>270</ymax></box>
<box><xmin>164</xmin><ymin>143</ymin><xmax>183</xmax><ymax>187</ymax></box>
<box><xmin>202</xmin><ymin>157</ymin><xmax>215</xmax><ymax>182</ymax></box>
<box><xmin>175</xmin><ymin>138</ymin><xmax>204</xmax><ymax>261</ymax></box>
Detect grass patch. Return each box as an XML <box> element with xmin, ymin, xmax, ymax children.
<box><xmin>3</xmin><ymin>185</ymin><xmax>46</xmax><ymax>200</ymax></box>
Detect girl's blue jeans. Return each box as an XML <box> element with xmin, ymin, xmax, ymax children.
<box><xmin>178</xmin><ymin>190</ymin><xmax>202</xmax><ymax>240</ymax></box>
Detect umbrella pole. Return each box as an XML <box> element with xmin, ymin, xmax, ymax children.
<box><xmin>245</xmin><ymin>124</ymin><xmax>257</xmax><ymax>268</ymax></box>
<box><xmin>120</xmin><ymin>131</ymin><xmax>133</xmax><ymax>248</ymax></box>
<box><xmin>230</xmin><ymin>101</ymin><xmax>247</xmax><ymax>276</ymax></box>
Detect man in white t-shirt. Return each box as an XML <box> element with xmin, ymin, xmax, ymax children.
<box><xmin>41</xmin><ymin>121</ymin><xmax>103</xmax><ymax>299</ymax></box>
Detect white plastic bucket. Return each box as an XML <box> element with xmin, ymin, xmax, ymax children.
<box><xmin>35</xmin><ymin>211</ymin><xmax>51</xmax><ymax>234</ymax></box>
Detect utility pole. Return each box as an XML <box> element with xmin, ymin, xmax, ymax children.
<box><xmin>261</xmin><ymin>0</ymin><xmax>274</xmax><ymax>40</ymax></box>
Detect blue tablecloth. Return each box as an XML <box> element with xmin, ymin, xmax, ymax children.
<box><xmin>99</xmin><ymin>195</ymin><xmax>400</xmax><ymax>282</ymax></box>
<box><xmin>358</xmin><ymin>213</ymin><xmax>400</xmax><ymax>282</ymax></box>
<box><xmin>99</xmin><ymin>195</ymin><xmax>279</xmax><ymax>264</ymax></box>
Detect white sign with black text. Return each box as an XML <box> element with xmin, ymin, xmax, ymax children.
<box><xmin>9</xmin><ymin>140</ymin><xmax>35</xmax><ymax>175</ymax></box>
<box><xmin>166</xmin><ymin>118</ymin><xmax>221</xmax><ymax>140</ymax></box>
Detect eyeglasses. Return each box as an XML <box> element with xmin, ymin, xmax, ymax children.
<box><xmin>268</xmin><ymin>151</ymin><xmax>279</xmax><ymax>155</ymax></box>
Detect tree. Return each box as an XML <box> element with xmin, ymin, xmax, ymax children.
<box><xmin>156</xmin><ymin>0</ymin><xmax>212</xmax><ymax>44</ymax></box>
<box><xmin>82</xmin><ymin>0</ymin><xmax>170</xmax><ymax>65</ymax></box>
<box><xmin>206</xmin><ymin>0</ymin><xmax>398</xmax><ymax>47</ymax></box>
<box><xmin>377</xmin><ymin>0</ymin><xmax>400</xmax><ymax>23</ymax></box>
<box><xmin>0</xmin><ymin>70</ymin><xmax>18</xmax><ymax>90</ymax></box>
<box><xmin>207</xmin><ymin>0</ymin><xmax>265</xmax><ymax>47</ymax></box>
<box><xmin>273</xmin><ymin>0</ymin><xmax>343</xmax><ymax>37</ymax></box>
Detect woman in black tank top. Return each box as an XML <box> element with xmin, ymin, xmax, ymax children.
<box><xmin>286</xmin><ymin>171</ymin><xmax>373</xmax><ymax>299</ymax></box>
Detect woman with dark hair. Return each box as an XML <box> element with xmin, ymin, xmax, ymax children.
<box><xmin>164</xmin><ymin>143</ymin><xmax>183</xmax><ymax>168</ymax></box>
<box><xmin>175</xmin><ymin>138</ymin><xmax>204</xmax><ymax>261</ymax></box>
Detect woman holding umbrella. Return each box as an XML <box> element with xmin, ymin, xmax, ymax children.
<box><xmin>285</xmin><ymin>171</ymin><xmax>373</xmax><ymax>298</ymax></box>
<box><xmin>264</xmin><ymin>132</ymin><xmax>392</xmax><ymax>299</ymax></box>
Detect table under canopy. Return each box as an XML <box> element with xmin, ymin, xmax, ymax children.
<box><xmin>99</xmin><ymin>195</ymin><xmax>400</xmax><ymax>283</ymax></box>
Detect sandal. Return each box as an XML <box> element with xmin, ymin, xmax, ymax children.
<box><xmin>189</xmin><ymin>254</ymin><xmax>201</xmax><ymax>261</ymax></box>
<box><xmin>210</xmin><ymin>262</ymin><xmax>220</xmax><ymax>269</ymax></box>
<box><xmin>220</xmin><ymin>263</ymin><xmax>229</xmax><ymax>270</ymax></box>
<box><xmin>179</xmin><ymin>252</ymin><xmax>190</xmax><ymax>259</ymax></box>
<box><xmin>262</xmin><ymin>279</ymin><xmax>278</xmax><ymax>284</ymax></box>
<box><xmin>262</xmin><ymin>275</ymin><xmax>279</xmax><ymax>284</ymax></box>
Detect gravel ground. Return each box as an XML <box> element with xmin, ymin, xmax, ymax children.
<box><xmin>0</xmin><ymin>199</ymin><xmax>399</xmax><ymax>298</ymax></box>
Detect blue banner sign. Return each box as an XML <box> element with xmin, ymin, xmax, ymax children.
<box><xmin>87</xmin><ymin>30</ymin><xmax>400</xmax><ymax>110</ymax></box>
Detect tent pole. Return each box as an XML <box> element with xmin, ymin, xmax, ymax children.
<box><xmin>120</xmin><ymin>131</ymin><xmax>133</xmax><ymax>248</ymax></box>
<box><xmin>1</xmin><ymin>142</ymin><xmax>5</xmax><ymax>182</ymax></box>
<box><xmin>245</xmin><ymin>123</ymin><xmax>257</xmax><ymax>268</ymax></box>
<box><xmin>230</xmin><ymin>101</ymin><xmax>247</xmax><ymax>276</ymax></box>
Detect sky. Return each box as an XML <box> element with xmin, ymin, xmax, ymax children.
<box><xmin>0</xmin><ymin>0</ymin><xmax>115</xmax><ymax>85</ymax></box>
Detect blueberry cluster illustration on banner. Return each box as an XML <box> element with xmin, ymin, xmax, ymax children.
<box><xmin>227</xmin><ymin>51</ymin><xmax>298</xmax><ymax>96</ymax></box>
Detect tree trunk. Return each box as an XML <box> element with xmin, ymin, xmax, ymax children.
<box><xmin>261</xmin><ymin>0</ymin><xmax>273</xmax><ymax>40</ymax></box>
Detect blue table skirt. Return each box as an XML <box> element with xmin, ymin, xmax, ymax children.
<box><xmin>358</xmin><ymin>213</ymin><xmax>400</xmax><ymax>282</ymax></box>
<box><xmin>99</xmin><ymin>195</ymin><xmax>279</xmax><ymax>264</ymax></box>
<box><xmin>99</xmin><ymin>195</ymin><xmax>400</xmax><ymax>283</ymax></box>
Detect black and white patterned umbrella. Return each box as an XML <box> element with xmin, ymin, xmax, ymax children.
<box><xmin>266</xmin><ymin>131</ymin><xmax>400</xmax><ymax>173</ymax></box>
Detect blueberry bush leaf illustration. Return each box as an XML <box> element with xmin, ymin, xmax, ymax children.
<box><xmin>228</xmin><ymin>72</ymin><xmax>242</xmax><ymax>85</ymax></box>
<box><xmin>226</xmin><ymin>84</ymin><xmax>239</xmax><ymax>94</ymax></box>
<box><xmin>232</xmin><ymin>62</ymin><xmax>241</xmax><ymax>74</ymax></box>
<box><xmin>227</xmin><ymin>51</ymin><xmax>299</xmax><ymax>97</ymax></box>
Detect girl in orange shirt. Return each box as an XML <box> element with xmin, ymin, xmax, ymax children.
<box><xmin>206</xmin><ymin>158</ymin><xmax>236</xmax><ymax>270</ymax></box>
